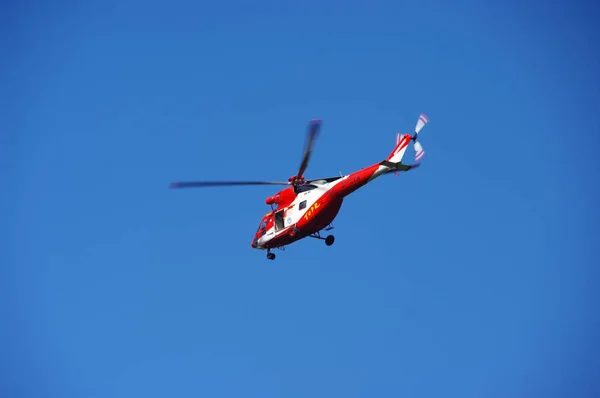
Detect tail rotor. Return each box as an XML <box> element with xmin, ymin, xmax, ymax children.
<box><xmin>412</xmin><ymin>113</ymin><xmax>428</xmax><ymax>162</ymax></box>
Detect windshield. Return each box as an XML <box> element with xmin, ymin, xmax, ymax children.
<box><xmin>257</xmin><ymin>220</ymin><xmax>264</xmax><ymax>232</ymax></box>
<box><xmin>256</xmin><ymin>219</ymin><xmax>268</xmax><ymax>234</ymax></box>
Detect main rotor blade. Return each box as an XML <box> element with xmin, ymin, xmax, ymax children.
<box><xmin>297</xmin><ymin>119</ymin><xmax>322</xmax><ymax>178</ymax></box>
<box><xmin>169</xmin><ymin>181</ymin><xmax>291</xmax><ymax>189</ymax></box>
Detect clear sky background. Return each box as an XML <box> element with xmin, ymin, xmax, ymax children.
<box><xmin>3</xmin><ymin>1</ymin><xmax>599</xmax><ymax>397</ymax></box>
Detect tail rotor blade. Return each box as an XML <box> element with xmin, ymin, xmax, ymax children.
<box><xmin>415</xmin><ymin>113</ymin><xmax>428</xmax><ymax>135</ymax></box>
<box><xmin>413</xmin><ymin>113</ymin><xmax>428</xmax><ymax>162</ymax></box>
<box><xmin>414</xmin><ymin>141</ymin><xmax>425</xmax><ymax>162</ymax></box>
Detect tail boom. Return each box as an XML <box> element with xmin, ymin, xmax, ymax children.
<box><xmin>329</xmin><ymin>133</ymin><xmax>418</xmax><ymax>198</ymax></box>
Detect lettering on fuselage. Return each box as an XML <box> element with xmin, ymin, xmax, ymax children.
<box><xmin>303</xmin><ymin>201</ymin><xmax>320</xmax><ymax>221</ymax></box>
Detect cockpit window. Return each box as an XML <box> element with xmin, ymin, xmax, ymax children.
<box><xmin>257</xmin><ymin>220</ymin><xmax>266</xmax><ymax>232</ymax></box>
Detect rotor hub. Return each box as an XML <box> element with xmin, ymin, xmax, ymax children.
<box><xmin>288</xmin><ymin>175</ymin><xmax>306</xmax><ymax>186</ymax></box>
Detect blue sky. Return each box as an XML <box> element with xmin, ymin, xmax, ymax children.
<box><xmin>3</xmin><ymin>1</ymin><xmax>599</xmax><ymax>397</ymax></box>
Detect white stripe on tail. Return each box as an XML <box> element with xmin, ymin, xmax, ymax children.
<box><xmin>387</xmin><ymin>133</ymin><xmax>412</xmax><ymax>163</ymax></box>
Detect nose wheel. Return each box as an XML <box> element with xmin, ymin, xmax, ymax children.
<box><xmin>266</xmin><ymin>251</ymin><xmax>276</xmax><ymax>260</ymax></box>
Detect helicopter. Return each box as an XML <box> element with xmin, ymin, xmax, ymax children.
<box><xmin>169</xmin><ymin>113</ymin><xmax>429</xmax><ymax>260</ymax></box>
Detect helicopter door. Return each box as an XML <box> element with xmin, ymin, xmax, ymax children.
<box><xmin>274</xmin><ymin>209</ymin><xmax>285</xmax><ymax>231</ymax></box>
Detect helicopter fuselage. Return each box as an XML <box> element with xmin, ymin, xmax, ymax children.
<box><xmin>251</xmin><ymin>148</ymin><xmax>406</xmax><ymax>251</ymax></box>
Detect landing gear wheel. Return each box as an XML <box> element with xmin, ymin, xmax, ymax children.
<box><xmin>266</xmin><ymin>252</ymin><xmax>276</xmax><ymax>260</ymax></box>
<box><xmin>325</xmin><ymin>235</ymin><xmax>335</xmax><ymax>246</ymax></box>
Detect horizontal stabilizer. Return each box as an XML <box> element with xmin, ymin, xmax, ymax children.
<box><xmin>380</xmin><ymin>160</ymin><xmax>420</xmax><ymax>172</ymax></box>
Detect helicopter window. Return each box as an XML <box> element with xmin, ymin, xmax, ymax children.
<box><xmin>274</xmin><ymin>210</ymin><xmax>285</xmax><ymax>231</ymax></box>
<box><xmin>296</xmin><ymin>184</ymin><xmax>317</xmax><ymax>193</ymax></box>
<box><xmin>299</xmin><ymin>200</ymin><xmax>307</xmax><ymax>210</ymax></box>
<box><xmin>257</xmin><ymin>220</ymin><xmax>267</xmax><ymax>232</ymax></box>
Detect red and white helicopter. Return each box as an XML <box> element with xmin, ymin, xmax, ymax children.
<box><xmin>170</xmin><ymin>114</ymin><xmax>429</xmax><ymax>260</ymax></box>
